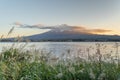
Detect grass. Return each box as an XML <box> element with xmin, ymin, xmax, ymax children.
<box><xmin>0</xmin><ymin>43</ymin><xmax>120</xmax><ymax>80</ymax></box>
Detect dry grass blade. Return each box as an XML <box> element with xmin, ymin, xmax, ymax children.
<box><xmin>0</xmin><ymin>35</ymin><xmax>4</xmax><ymax>41</ymax></box>
<box><xmin>0</xmin><ymin>35</ymin><xmax>4</xmax><ymax>39</ymax></box>
<box><xmin>7</xmin><ymin>26</ymin><xmax>14</xmax><ymax>36</ymax></box>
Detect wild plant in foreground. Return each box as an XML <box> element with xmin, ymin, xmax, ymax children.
<box><xmin>114</xmin><ymin>42</ymin><xmax>120</xmax><ymax>67</ymax></box>
<box><xmin>96</xmin><ymin>43</ymin><xmax>102</xmax><ymax>73</ymax></box>
<box><xmin>7</xmin><ymin>26</ymin><xmax>14</xmax><ymax>37</ymax></box>
<box><xmin>0</xmin><ymin>46</ymin><xmax>120</xmax><ymax>80</ymax></box>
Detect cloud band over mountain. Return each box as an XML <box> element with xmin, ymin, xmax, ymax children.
<box><xmin>13</xmin><ymin>22</ymin><xmax>112</xmax><ymax>34</ymax></box>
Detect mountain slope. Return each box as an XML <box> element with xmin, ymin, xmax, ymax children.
<box><xmin>25</xmin><ymin>29</ymin><xmax>120</xmax><ymax>41</ymax></box>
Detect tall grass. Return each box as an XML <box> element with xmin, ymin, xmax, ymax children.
<box><xmin>0</xmin><ymin>43</ymin><xmax>119</xmax><ymax>80</ymax></box>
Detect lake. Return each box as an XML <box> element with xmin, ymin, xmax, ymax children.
<box><xmin>0</xmin><ymin>42</ymin><xmax>119</xmax><ymax>58</ymax></box>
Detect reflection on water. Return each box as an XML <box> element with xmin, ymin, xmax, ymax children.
<box><xmin>0</xmin><ymin>42</ymin><xmax>120</xmax><ymax>57</ymax></box>
<box><xmin>0</xmin><ymin>42</ymin><xmax>119</xmax><ymax>56</ymax></box>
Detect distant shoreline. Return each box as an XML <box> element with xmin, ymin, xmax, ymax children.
<box><xmin>0</xmin><ymin>40</ymin><xmax>120</xmax><ymax>42</ymax></box>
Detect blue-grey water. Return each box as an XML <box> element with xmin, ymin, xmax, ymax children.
<box><xmin>0</xmin><ymin>42</ymin><xmax>119</xmax><ymax>57</ymax></box>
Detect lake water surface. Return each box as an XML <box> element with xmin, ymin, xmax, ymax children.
<box><xmin>0</xmin><ymin>42</ymin><xmax>119</xmax><ymax>57</ymax></box>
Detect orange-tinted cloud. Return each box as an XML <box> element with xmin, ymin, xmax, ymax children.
<box><xmin>71</xmin><ymin>26</ymin><xmax>112</xmax><ymax>34</ymax></box>
<box><xmin>14</xmin><ymin>22</ymin><xmax>23</xmax><ymax>26</ymax></box>
<box><xmin>13</xmin><ymin>22</ymin><xmax>112</xmax><ymax>35</ymax></box>
<box><xmin>89</xmin><ymin>29</ymin><xmax>112</xmax><ymax>34</ymax></box>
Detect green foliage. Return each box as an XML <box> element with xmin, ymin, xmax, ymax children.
<box><xmin>0</xmin><ymin>45</ymin><xmax>120</xmax><ymax>80</ymax></box>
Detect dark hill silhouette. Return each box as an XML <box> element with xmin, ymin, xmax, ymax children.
<box><xmin>25</xmin><ymin>29</ymin><xmax>120</xmax><ymax>41</ymax></box>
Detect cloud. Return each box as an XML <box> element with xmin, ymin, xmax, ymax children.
<box><xmin>13</xmin><ymin>22</ymin><xmax>23</xmax><ymax>26</ymax></box>
<box><xmin>89</xmin><ymin>29</ymin><xmax>112</xmax><ymax>34</ymax></box>
<box><xmin>69</xmin><ymin>26</ymin><xmax>112</xmax><ymax>34</ymax></box>
<box><xmin>13</xmin><ymin>22</ymin><xmax>72</xmax><ymax>30</ymax></box>
<box><xmin>13</xmin><ymin>22</ymin><xmax>112</xmax><ymax>34</ymax></box>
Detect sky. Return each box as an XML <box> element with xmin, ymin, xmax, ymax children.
<box><xmin>0</xmin><ymin>0</ymin><xmax>120</xmax><ymax>37</ymax></box>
